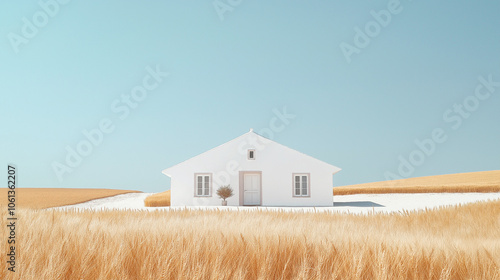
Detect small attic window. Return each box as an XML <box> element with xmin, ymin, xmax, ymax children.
<box><xmin>248</xmin><ymin>149</ymin><xmax>255</xmax><ymax>160</ymax></box>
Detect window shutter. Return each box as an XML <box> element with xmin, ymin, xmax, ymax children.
<box><xmin>302</xmin><ymin>176</ymin><xmax>308</xmax><ymax>196</ymax></box>
<box><xmin>197</xmin><ymin>176</ymin><xmax>203</xmax><ymax>196</ymax></box>
<box><xmin>295</xmin><ymin>176</ymin><xmax>301</xmax><ymax>195</ymax></box>
<box><xmin>204</xmin><ymin>175</ymin><xmax>210</xmax><ymax>196</ymax></box>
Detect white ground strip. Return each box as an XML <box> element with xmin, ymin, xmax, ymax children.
<box><xmin>54</xmin><ymin>192</ymin><xmax>500</xmax><ymax>214</ymax></box>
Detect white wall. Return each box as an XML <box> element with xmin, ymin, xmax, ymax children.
<box><xmin>165</xmin><ymin>132</ymin><xmax>340</xmax><ymax>206</ymax></box>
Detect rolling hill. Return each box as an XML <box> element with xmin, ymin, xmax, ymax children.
<box><xmin>334</xmin><ymin>170</ymin><xmax>500</xmax><ymax>195</ymax></box>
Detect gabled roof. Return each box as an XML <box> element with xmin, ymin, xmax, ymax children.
<box><xmin>162</xmin><ymin>129</ymin><xmax>341</xmax><ymax>176</ymax></box>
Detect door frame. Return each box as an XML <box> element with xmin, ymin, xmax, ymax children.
<box><xmin>239</xmin><ymin>171</ymin><xmax>262</xmax><ymax>206</ymax></box>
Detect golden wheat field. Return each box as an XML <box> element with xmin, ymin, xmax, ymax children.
<box><xmin>334</xmin><ymin>170</ymin><xmax>500</xmax><ymax>195</ymax></box>
<box><xmin>1</xmin><ymin>199</ymin><xmax>499</xmax><ymax>280</ymax></box>
<box><xmin>144</xmin><ymin>190</ymin><xmax>171</xmax><ymax>207</ymax></box>
<box><xmin>0</xmin><ymin>188</ymin><xmax>140</xmax><ymax>209</ymax></box>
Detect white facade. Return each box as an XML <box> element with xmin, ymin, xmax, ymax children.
<box><xmin>162</xmin><ymin>130</ymin><xmax>341</xmax><ymax>206</ymax></box>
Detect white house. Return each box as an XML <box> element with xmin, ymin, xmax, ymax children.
<box><xmin>162</xmin><ymin>129</ymin><xmax>341</xmax><ymax>207</ymax></box>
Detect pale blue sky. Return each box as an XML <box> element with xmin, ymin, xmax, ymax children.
<box><xmin>1</xmin><ymin>1</ymin><xmax>499</xmax><ymax>192</ymax></box>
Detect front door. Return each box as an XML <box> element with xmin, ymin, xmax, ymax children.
<box><xmin>243</xmin><ymin>173</ymin><xmax>261</xmax><ymax>205</ymax></box>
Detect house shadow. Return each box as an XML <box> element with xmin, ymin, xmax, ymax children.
<box><xmin>334</xmin><ymin>201</ymin><xmax>385</xmax><ymax>207</ymax></box>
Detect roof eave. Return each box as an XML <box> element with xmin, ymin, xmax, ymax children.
<box><xmin>161</xmin><ymin>169</ymin><xmax>172</xmax><ymax>177</ymax></box>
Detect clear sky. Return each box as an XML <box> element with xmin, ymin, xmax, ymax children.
<box><xmin>1</xmin><ymin>1</ymin><xmax>499</xmax><ymax>192</ymax></box>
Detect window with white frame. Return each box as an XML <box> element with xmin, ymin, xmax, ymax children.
<box><xmin>195</xmin><ymin>173</ymin><xmax>211</xmax><ymax>196</ymax></box>
<box><xmin>293</xmin><ymin>173</ymin><xmax>310</xmax><ymax>197</ymax></box>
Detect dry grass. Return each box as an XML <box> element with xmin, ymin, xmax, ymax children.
<box><xmin>0</xmin><ymin>188</ymin><xmax>140</xmax><ymax>209</ymax></box>
<box><xmin>144</xmin><ymin>190</ymin><xmax>171</xmax><ymax>207</ymax></box>
<box><xmin>1</xmin><ymin>200</ymin><xmax>499</xmax><ymax>279</ymax></box>
<box><xmin>334</xmin><ymin>170</ymin><xmax>500</xmax><ymax>195</ymax></box>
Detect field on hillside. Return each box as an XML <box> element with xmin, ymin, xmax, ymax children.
<box><xmin>334</xmin><ymin>170</ymin><xmax>500</xmax><ymax>195</ymax></box>
<box><xmin>0</xmin><ymin>188</ymin><xmax>140</xmax><ymax>209</ymax></box>
<box><xmin>144</xmin><ymin>190</ymin><xmax>171</xmax><ymax>207</ymax></box>
<box><xmin>1</xmin><ymin>200</ymin><xmax>499</xmax><ymax>279</ymax></box>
